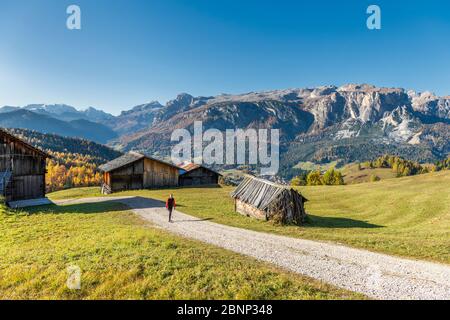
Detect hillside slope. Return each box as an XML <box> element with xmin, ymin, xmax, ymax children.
<box><xmin>341</xmin><ymin>163</ymin><xmax>398</xmax><ymax>184</ymax></box>
<box><xmin>299</xmin><ymin>171</ymin><xmax>450</xmax><ymax>263</ymax></box>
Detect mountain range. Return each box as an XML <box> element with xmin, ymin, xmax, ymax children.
<box><xmin>2</xmin><ymin>84</ymin><xmax>449</xmax><ymax>178</ymax></box>
<box><xmin>0</xmin><ymin>105</ymin><xmax>117</xmax><ymax>143</ymax></box>
<box><xmin>0</xmin><ymin>104</ymin><xmax>114</xmax><ymax>122</ymax></box>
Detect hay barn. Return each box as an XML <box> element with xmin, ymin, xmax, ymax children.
<box><xmin>99</xmin><ymin>152</ymin><xmax>179</xmax><ymax>193</ymax></box>
<box><xmin>231</xmin><ymin>175</ymin><xmax>308</xmax><ymax>225</ymax></box>
<box><xmin>178</xmin><ymin>163</ymin><xmax>221</xmax><ymax>186</ymax></box>
<box><xmin>0</xmin><ymin>129</ymin><xmax>49</xmax><ymax>204</ymax></box>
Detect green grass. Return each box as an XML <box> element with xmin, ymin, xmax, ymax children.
<box><xmin>50</xmin><ymin>171</ymin><xmax>450</xmax><ymax>264</ymax></box>
<box><xmin>341</xmin><ymin>163</ymin><xmax>398</xmax><ymax>184</ymax></box>
<box><xmin>0</xmin><ymin>202</ymin><xmax>361</xmax><ymax>300</ymax></box>
<box><xmin>48</xmin><ymin>186</ymin><xmax>103</xmax><ymax>200</ymax></box>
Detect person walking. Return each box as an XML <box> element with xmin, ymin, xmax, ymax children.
<box><xmin>166</xmin><ymin>194</ymin><xmax>176</xmax><ymax>223</ymax></box>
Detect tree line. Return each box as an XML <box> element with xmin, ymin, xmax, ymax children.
<box><xmin>364</xmin><ymin>155</ymin><xmax>428</xmax><ymax>177</ymax></box>
<box><xmin>364</xmin><ymin>155</ymin><xmax>449</xmax><ymax>177</ymax></box>
<box><xmin>45</xmin><ymin>151</ymin><xmax>103</xmax><ymax>192</ymax></box>
<box><xmin>435</xmin><ymin>158</ymin><xmax>450</xmax><ymax>171</ymax></box>
<box><xmin>6</xmin><ymin>128</ymin><xmax>121</xmax><ymax>192</ymax></box>
<box><xmin>290</xmin><ymin>154</ymin><xmax>450</xmax><ymax>187</ymax></box>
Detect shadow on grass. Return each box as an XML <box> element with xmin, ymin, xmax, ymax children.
<box><xmin>183</xmin><ymin>184</ymin><xmax>223</xmax><ymax>189</ymax></box>
<box><xmin>173</xmin><ymin>218</ymin><xmax>214</xmax><ymax>223</ymax></box>
<box><xmin>24</xmin><ymin>197</ymin><xmax>165</xmax><ymax>215</ymax></box>
<box><xmin>24</xmin><ymin>202</ymin><xmax>128</xmax><ymax>215</ymax></box>
<box><xmin>305</xmin><ymin>215</ymin><xmax>384</xmax><ymax>229</ymax></box>
<box><xmin>22</xmin><ymin>197</ymin><xmax>217</xmax><ymax>224</ymax></box>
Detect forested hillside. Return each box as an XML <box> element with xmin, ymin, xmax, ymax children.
<box><xmin>6</xmin><ymin>128</ymin><xmax>122</xmax><ymax>192</ymax></box>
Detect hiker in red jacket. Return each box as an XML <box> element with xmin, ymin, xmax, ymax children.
<box><xmin>166</xmin><ymin>194</ymin><xmax>176</xmax><ymax>223</ymax></box>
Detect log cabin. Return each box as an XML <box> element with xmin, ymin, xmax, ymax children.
<box><xmin>231</xmin><ymin>175</ymin><xmax>308</xmax><ymax>225</ymax></box>
<box><xmin>0</xmin><ymin>128</ymin><xmax>49</xmax><ymax>204</ymax></box>
<box><xmin>99</xmin><ymin>152</ymin><xmax>179</xmax><ymax>193</ymax></box>
<box><xmin>178</xmin><ymin>163</ymin><xmax>221</xmax><ymax>186</ymax></box>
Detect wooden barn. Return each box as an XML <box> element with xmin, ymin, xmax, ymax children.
<box><xmin>0</xmin><ymin>129</ymin><xmax>49</xmax><ymax>204</ymax></box>
<box><xmin>99</xmin><ymin>152</ymin><xmax>179</xmax><ymax>193</ymax></box>
<box><xmin>231</xmin><ymin>175</ymin><xmax>308</xmax><ymax>225</ymax></box>
<box><xmin>178</xmin><ymin>163</ymin><xmax>221</xmax><ymax>186</ymax></box>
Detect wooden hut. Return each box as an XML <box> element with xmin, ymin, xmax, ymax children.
<box><xmin>231</xmin><ymin>175</ymin><xmax>308</xmax><ymax>225</ymax></box>
<box><xmin>0</xmin><ymin>128</ymin><xmax>49</xmax><ymax>204</ymax></box>
<box><xmin>99</xmin><ymin>152</ymin><xmax>179</xmax><ymax>193</ymax></box>
<box><xmin>178</xmin><ymin>163</ymin><xmax>221</xmax><ymax>186</ymax></box>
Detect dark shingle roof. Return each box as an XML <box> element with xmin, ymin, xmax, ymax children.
<box><xmin>98</xmin><ymin>152</ymin><xmax>144</xmax><ymax>172</ymax></box>
<box><xmin>231</xmin><ymin>175</ymin><xmax>307</xmax><ymax>211</ymax></box>
<box><xmin>179</xmin><ymin>162</ymin><xmax>201</xmax><ymax>172</ymax></box>
<box><xmin>99</xmin><ymin>152</ymin><xmax>180</xmax><ymax>173</ymax></box>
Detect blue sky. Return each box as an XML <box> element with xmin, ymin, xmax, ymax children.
<box><xmin>1</xmin><ymin>0</ymin><xmax>450</xmax><ymax>114</ymax></box>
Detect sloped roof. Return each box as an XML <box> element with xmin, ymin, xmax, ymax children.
<box><xmin>145</xmin><ymin>154</ymin><xmax>180</xmax><ymax>169</ymax></box>
<box><xmin>231</xmin><ymin>175</ymin><xmax>307</xmax><ymax>211</ymax></box>
<box><xmin>99</xmin><ymin>152</ymin><xmax>144</xmax><ymax>172</ymax></box>
<box><xmin>179</xmin><ymin>162</ymin><xmax>201</xmax><ymax>172</ymax></box>
<box><xmin>178</xmin><ymin>162</ymin><xmax>222</xmax><ymax>176</ymax></box>
<box><xmin>99</xmin><ymin>152</ymin><xmax>180</xmax><ymax>173</ymax></box>
<box><xmin>0</xmin><ymin>128</ymin><xmax>50</xmax><ymax>158</ymax></box>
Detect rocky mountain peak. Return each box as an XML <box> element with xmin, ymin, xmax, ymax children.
<box><xmin>83</xmin><ymin>107</ymin><xmax>115</xmax><ymax>121</ymax></box>
<box><xmin>162</xmin><ymin>93</ymin><xmax>196</xmax><ymax>120</ymax></box>
<box><xmin>121</xmin><ymin>101</ymin><xmax>163</xmax><ymax>115</ymax></box>
<box><xmin>338</xmin><ymin>83</ymin><xmax>376</xmax><ymax>92</ymax></box>
<box><xmin>167</xmin><ymin>93</ymin><xmax>194</xmax><ymax>108</ymax></box>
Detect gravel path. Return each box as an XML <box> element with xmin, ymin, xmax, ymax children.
<box><xmin>55</xmin><ymin>196</ymin><xmax>450</xmax><ymax>300</ymax></box>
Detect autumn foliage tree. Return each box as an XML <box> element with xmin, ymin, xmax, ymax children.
<box><xmin>4</xmin><ymin>128</ymin><xmax>121</xmax><ymax>193</ymax></box>
<box><xmin>322</xmin><ymin>168</ymin><xmax>344</xmax><ymax>185</ymax></box>
<box><xmin>291</xmin><ymin>168</ymin><xmax>345</xmax><ymax>186</ymax></box>
<box><xmin>46</xmin><ymin>152</ymin><xmax>103</xmax><ymax>192</ymax></box>
<box><xmin>369</xmin><ymin>155</ymin><xmax>428</xmax><ymax>177</ymax></box>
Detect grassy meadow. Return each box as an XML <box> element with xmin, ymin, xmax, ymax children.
<box><xmin>49</xmin><ymin>171</ymin><xmax>450</xmax><ymax>264</ymax></box>
<box><xmin>341</xmin><ymin>163</ymin><xmax>398</xmax><ymax>184</ymax></box>
<box><xmin>0</xmin><ymin>201</ymin><xmax>361</xmax><ymax>300</ymax></box>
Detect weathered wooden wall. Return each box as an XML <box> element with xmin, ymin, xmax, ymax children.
<box><xmin>10</xmin><ymin>175</ymin><xmax>45</xmax><ymax>201</ymax></box>
<box><xmin>0</xmin><ymin>133</ymin><xmax>47</xmax><ymax>201</ymax></box>
<box><xmin>235</xmin><ymin>199</ymin><xmax>267</xmax><ymax>220</ymax></box>
<box><xmin>235</xmin><ymin>190</ymin><xmax>307</xmax><ymax>225</ymax></box>
<box><xmin>106</xmin><ymin>158</ymin><xmax>179</xmax><ymax>192</ymax></box>
<box><xmin>143</xmin><ymin>158</ymin><xmax>178</xmax><ymax>188</ymax></box>
<box><xmin>103</xmin><ymin>172</ymin><xmax>111</xmax><ymax>187</ymax></box>
<box><xmin>179</xmin><ymin>167</ymin><xmax>219</xmax><ymax>186</ymax></box>
<box><xmin>109</xmin><ymin>159</ymin><xmax>144</xmax><ymax>192</ymax></box>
